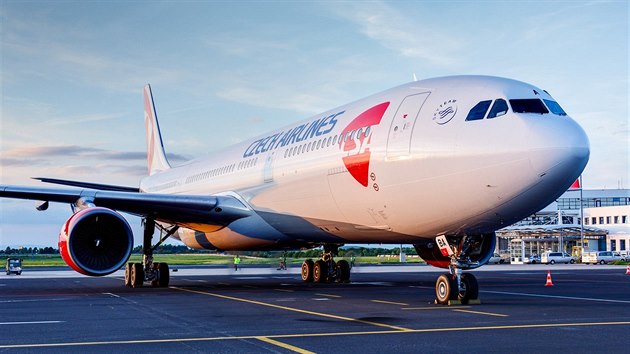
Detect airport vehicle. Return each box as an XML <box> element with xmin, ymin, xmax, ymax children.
<box><xmin>582</xmin><ymin>251</ymin><xmax>616</xmax><ymax>264</ymax></box>
<box><xmin>0</xmin><ymin>76</ymin><xmax>589</xmax><ymax>304</ymax></box>
<box><xmin>541</xmin><ymin>252</ymin><xmax>576</xmax><ymax>264</ymax></box>
<box><xmin>5</xmin><ymin>258</ymin><xmax>22</xmax><ymax>275</ymax></box>
<box><xmin>487</xmin><ymin>253</ymin><xmax>508</xmax><ymax>264</ymax></box>
<box><xmin>524</xmin><ymin>254</ymin><xmax>540</xmax><ymax>264</ymax></box>
<box><xmin>612</xmin><ymin>252</ymin><xmax>627</xmax><ymax>261</ymax></box>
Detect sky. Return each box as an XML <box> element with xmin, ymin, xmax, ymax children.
<box><xmin>1</xmin><ymin>0</ymin><xmax>628</xmax><ymax>248</ymax></box>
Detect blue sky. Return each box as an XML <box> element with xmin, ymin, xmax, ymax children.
<box><xmin>1</xmin><ymin>1</ymin><xmax>628</xmax><ymax>247</ymax></box>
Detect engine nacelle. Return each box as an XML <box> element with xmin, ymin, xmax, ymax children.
<box><xmin>414</xmin><ymin>232</ymin><xmax>496</xmax><ymax>270</ymax></box>
<box><xmin>58</xmin><ymin>207</ymin><xmax>133</xmax><ymax>276</ymax></box>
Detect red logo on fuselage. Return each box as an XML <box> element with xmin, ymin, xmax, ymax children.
<box><xmin>339</xmin><ymin>102</ymin><xmax>390</xmax><ymax>186</ymax></box>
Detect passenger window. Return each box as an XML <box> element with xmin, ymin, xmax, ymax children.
<box><xmin>364</xmin><ymin>127</ymin><xmax>370</xmax><ymax>137</ymax></box>
<box><xmin>487</xmin><ymin>99</ymin><xmax>509</xmax><ymax>118</ymax></box>
<box><xmin>466</xmin><ymin>100</ymin><xmax>492</xmax><ymax>121</ymax></box>
<box><xmin>509</xmin><ymin>99</ymin><xmax>549</xmax><ymax>114</ymax></box>
<box><xmin>543</xmin><ymin>99</ymin><xmax>567</xmax><ymax>116</ymax></box>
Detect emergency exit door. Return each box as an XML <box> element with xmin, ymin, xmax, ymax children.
<box><xmin>386</xmin><ymin>92</ymin><xmax>430</xmax><ymax>160</ymax></box>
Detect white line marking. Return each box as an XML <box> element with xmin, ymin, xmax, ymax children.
<box><xmin>102</xmin><ymin>293</ymin><xmax>120</xmax><ymax>298</ymax></box>
<box><xmin>0</xmin><ymin>321</ymin><xmax>64</xmax><ymax>325</ymax></box>
<box><xmin>0</xmin><ymin>298</ymin><xmax>70</xmax><ymax>304</ymax></box>
<box><xmin>483</xmin><ymin>290</ymin><xmax>630</xmax><ymax>304</ymax></box>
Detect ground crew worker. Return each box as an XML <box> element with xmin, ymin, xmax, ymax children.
<box><xmin>233</xmin><ymin>255</ymin><xmax>241</xmax><ymax>271</ymax></box>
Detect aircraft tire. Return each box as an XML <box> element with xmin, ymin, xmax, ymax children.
<box><xmin>435</xmin><ymin>273</ymin><xmax>456</xmax><ymax>305</ymax></box>
<box><xmin>157</xmin><ymin>262</ymin><xmax>169</xmax><ymax>287</ymax></box>
<box><xmin>131</xmin><ymin>263</ymin><xmax>144</xmax><ymax>288</ymax></box>
<box><xmin>301</xmin><ymin>259</ymin><xmax>314</xmax><ymax>282</ymax></box>
<box><xmin>458</xmin><ymin>273</ymin><xmax>479</xmax><ymax>304</ymax></box>
<box><xmin>313</xmin><ymin>260</ymin><xmax>327</xmax><ymax>283</ymax></box>
<box><xmin>124</xmin><ymin>263</ymin><xmax>132</xmax><ymax>287</ymax></box>
<box><xmin>336</xmin><ymin>260</ymin><xmax>350</xmax><ymax>283</ymax></box>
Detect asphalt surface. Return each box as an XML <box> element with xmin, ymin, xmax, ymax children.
<box><xmin>1</xmin><ymin>264</ymin><xmax>629</xmax><ymax>353</ymax></box>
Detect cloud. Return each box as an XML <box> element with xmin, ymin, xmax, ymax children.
<box><xmin>329</xmin><ymin>1</ymin><xmax>461</xmax><ymax>65</ymax></box>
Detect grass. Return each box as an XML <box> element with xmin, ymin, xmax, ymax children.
<box><xmin>2</xmin><ymin>254</ymin><xmax>426</xmax><ymax>267</ymax></box>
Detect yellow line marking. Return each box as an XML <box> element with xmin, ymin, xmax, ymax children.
<box><xmin>453</xmin><ymin>309</ymin><xmax>509</xmax><ymax>317</ymax></box>
<box><xmin>1</xmin><ymin>321</ymin><xmax>628</xmax><ymax>349</ymax></box>
<box><xmin>401</xmin><ymin>306</ymin><xmax>471</xmax><ymax>310</ymax></box>
<box><xmin>171</xmin><ymin>286</ymin><xmax>411</xmax><ymax>331</ymax></box>
<box><xmin>256</xmin><ymin>336</ymin><xmax>315</xmax><ymax>354</ymax></box>
<box><xmin>274</xmin><ymin>288</ymin><xmax>294</xmax><ymax>293</ymax></box>
<box><xmin>315</xmin><ymin>293</ymin><xmax>341</xmax><ymax>298</ymax></box>
<box><xmin>371</xmin><ymin>300</ymin><xmax>408</xmax><ymax>306</ymax></box>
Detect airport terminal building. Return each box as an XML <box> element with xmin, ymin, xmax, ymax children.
<box><xmin>496</xmin><ymin>188</ymin><xmax>630</xmax><ymax>262</ymax></box>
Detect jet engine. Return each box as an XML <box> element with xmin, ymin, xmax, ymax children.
<box><xmin>414</xmin><ymin>232</ymin><xmax>496</xmax><ymax>270</ymax></box>
<box><xmin>58</xmin><ymin>207</ymin><xmax>133</xmax><ymax>276</ymax></box>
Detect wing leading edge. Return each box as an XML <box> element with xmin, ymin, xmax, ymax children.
<box><xmin>0</xmin><ymin>185</ymin><xmax>251</xmax><ymax>226</ymax></box>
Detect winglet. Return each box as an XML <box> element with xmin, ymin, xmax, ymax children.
<box><xmin>144</xmin><ymin>84</ymin><xmax>171</xmax><ymax>176</ymax></box>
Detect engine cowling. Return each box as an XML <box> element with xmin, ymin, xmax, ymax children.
<box><xmin>414</xmin><ymin>232</ymin><xmax>496</xmax><ymax>270</ymax></box>
<box><xmin>58</xmin><ymin>207</ymin><xmax>133</xmax><ymax>276</ymax></box>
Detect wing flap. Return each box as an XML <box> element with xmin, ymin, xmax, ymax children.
<box><xmin>32</xmin><ymin>177</ymin><xmax>140</xmax><ymax>192</ymax></box>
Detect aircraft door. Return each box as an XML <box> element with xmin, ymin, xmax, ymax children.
<box><xmin>386</xmin><ymin>92</ymin><xmax>430</xmax><ymax>160</ymax></box>
<box><xmin>263</xmin><ymin>152</ymin><xmax>275</xmax><ymax>183</ymax></box>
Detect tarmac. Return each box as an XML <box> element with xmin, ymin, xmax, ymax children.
<box><xmin>1</xmin><ymin>263</ymin><xmax>629</xmax><ymax>353</ymax></box>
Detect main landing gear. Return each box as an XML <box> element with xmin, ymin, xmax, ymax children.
<box><xmin>124</xmin><ymin>218</ymin><xmax>179</xmax><ymax>288</ymax></box>
<box><xmin>301</xmin><ymin>245</ymin><xmax>351</xmax><ymax>283</ymax></box>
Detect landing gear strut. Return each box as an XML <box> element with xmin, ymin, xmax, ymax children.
<box><xmin>124</xmin><ymin>218</ymin><xmax>179</xmax><ymax>288</ymax></box>
<box><xmin>301</xmin><ymin>245</ymin><xmax>350</xmax><ymax>283</ymax></box>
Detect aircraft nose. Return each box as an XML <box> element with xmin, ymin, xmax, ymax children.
<box><xmin>528</xmin><ymin>116</ymin><xmax>590</xmax><ymax>187</ymax></box>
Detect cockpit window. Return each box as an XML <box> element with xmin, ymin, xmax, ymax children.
<box><xmin>487</xmin><ymin>99</ymin><xmax>508</xmax><ymax>118</ymax></box>
<box><xmin>509</xmin><ymin>99</ymin><xmax>549</xmax><ymax>114</ymax></box>
<box><xmin>466</xmin><ymin>100</ymin><xmax>492</xmax><ymax>121</ymax></box>
<box><xmin>543</xmin><ymin>99</ymin><xmax>567</xmax><ymax>116</ymax></box>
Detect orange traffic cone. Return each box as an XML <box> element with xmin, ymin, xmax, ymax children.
<box><xmin>626</xmin><ymin>265</ymin><xmax>630</xmax><ymax>275</ymax></box>
<box><xmin>545</xmin><ymin>271</ymin><xmax>554</xmax><ymax>286</ymax></box>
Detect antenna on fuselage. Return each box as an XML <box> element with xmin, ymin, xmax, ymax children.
<box><xmin>412</xmin><ymin>73</ymin><xmax>418</xmax><ymax>82</ymax></box>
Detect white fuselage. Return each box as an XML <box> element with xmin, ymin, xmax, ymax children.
<box><xmin>140</xmin><ymin>76</ymin><xmax>589</xmax><ymax>250</ymax></box>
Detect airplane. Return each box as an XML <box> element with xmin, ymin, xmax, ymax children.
<box><xmin>0</xmin><ymin>75</ymin><xmax>589</xmax><ymax>304</ymax></box>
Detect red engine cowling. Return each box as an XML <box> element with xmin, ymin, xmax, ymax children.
<box><xmin>58</xmin><ymin>207</ymin><xmax>133</xmax><ymax>276</ymax></box>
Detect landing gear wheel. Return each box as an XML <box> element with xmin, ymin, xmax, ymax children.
<box><xmin>124</xmin><ymin>263</ymin><xmax>132</xmax><ymax>287</ymax></box>
<box><xmin>336</xmin><ymin>260</ymin><xmax>350</xmax><ymax>283</ymax></box>
<box><xmin>131</xmin><ymin>262</ymin><xmax>144</xmax><ymax>288</ymax></box>
<box><xmin>301</xmin><ymin>259</ymin><xmax>314</xmax><ymax>282</ymax></box>
<box><xmin>151</xmin><ymin>263</ymin><xmax>160</xmax><ymax>287</ymax></box>
<box><xmin>458</xmin><ymin>273</ymin><xmax>479</xmax><ymax>304</ymax></box>
<box><xmin>157</xmin><ymin>262</ymin><xmax>169</xmax><ymax>287</ymax></box>
<box><xmin>313</xmin><ymin>260</ymin><xmax>327</xmax><ymax>283</ymax></box>
<box><xmin>435</xmin><ymin>273</ymin><xmax>456</xmax><ymax>305</ymax></box>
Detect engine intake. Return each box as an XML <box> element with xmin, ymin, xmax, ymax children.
<box><xmin>58</xmin><ymin>207</ymin><xmax>133</xmax><ymax>276</ymax></box>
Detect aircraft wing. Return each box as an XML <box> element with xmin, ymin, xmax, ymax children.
<box><xmin>0</xmin><ymin>185</ymin><xmax>252</xmax><ymax>225</ymax></box>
